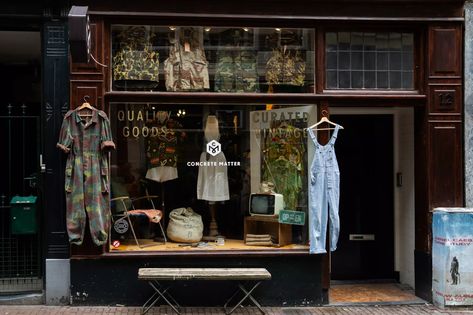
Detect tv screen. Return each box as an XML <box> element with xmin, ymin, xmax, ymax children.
<box><xmin>250</xmin><ymin>195</ymin><xmax>273</xmax><ymax>215</ymax></box>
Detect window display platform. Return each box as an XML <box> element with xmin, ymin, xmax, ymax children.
<box><xmin>110</xmin><ymin>238</ymin><xmax>308</xmax><ymax>252</ymax></box>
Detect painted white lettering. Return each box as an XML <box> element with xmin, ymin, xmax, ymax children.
<box><xmin>123</xmin><ymin>126</ymin><xmax>130</xmax><ymax>137</ymax></box>
<box><xmin>117</xmin><ymin>110</ymin><xmax>125</xmax><ymax>121</ymax></box>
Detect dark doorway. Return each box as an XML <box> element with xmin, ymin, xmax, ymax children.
<box><xmin>331</xmin><ymin>114</ymin><xmax>394</xmax><ymax>280</ymax></box>
<box><xmin>0</xmin><ymin>30</ymin><xmax>42</xmax><ymax>293</ymax></box>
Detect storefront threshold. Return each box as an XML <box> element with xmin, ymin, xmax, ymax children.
<box><xmin>329</xmin><ymin>282</ymin><xmax>426</xmax><ymax>306</ymax></box>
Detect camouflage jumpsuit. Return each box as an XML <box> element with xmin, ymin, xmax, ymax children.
<box><xmin>57</xmin><ymin>109</ymin><xmax>115</xmax><ymax>246</ymax></box>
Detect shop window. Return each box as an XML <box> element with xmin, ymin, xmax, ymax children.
<box><xmin>108</xmin><ymin>103</ymin><xmax>316</xmax><ymax>252</ymax></box>
<box><xmin>325</xmin><ymin>32</ymin><xmax>414</xmax><ymax>90</ymax></box>
<box><xmin>111</xmin><ymin>26</ymin><xmax>315</xmax><ymax>93</ymax></box>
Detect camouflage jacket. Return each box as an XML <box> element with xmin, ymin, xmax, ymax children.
<box><xmin>112</xmin><ymin>26</ymin><xmax>159</xmax><ymax>85</ymax></box>
<box><xmin>266</xmin><ymin>47</ymin><xmax>306</xmax><ymax>86</ymax></box>
<box><xmin>214</xmin><ymin>47</ymin><xmax>259</xmax><ymax>93</ymax></box>
<box><xmin>164</xmin><ymin>30</ymin><xmax>209</xmax><ymax>91</ymax></box>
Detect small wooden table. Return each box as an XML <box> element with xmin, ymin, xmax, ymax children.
<box><xmin>244</xmin><ymin>216</ymin><xmax>292</xmax><ymax>247</ymax></box>
<box><xmin>138</xmin><ymin>267</ymin><xmax>271</xmax><ymax>315</ymax></box>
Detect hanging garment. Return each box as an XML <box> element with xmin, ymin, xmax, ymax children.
<box><xmin>57</xmin><ymin>109</ymin><xmax>115</xmax><ymax>246</ymax></box>
<box><xmin>214</xmin><ymin>47</ymin><xmax>259</xmax><ymax>93</ymax></box>
<box><xmin>112</xmin><ymin>26</ymin><xmax>160</xmax><ymax>89</ymax></box>
<box><xmin>265</xmin><ymin>47</ymin><xmax>306</xmax><ymax>87</ymax></box>
<box><xmin>164</xmin><ymin>28</ymin><xmax>209</xmax><ymax>91</ymax></box>
<box><xmin>308</xmin><ymin>125</ymin><xmax>340</xmax><ymax>254</ymax></box>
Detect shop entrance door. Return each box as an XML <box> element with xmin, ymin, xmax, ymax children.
<box><xmin>331</xmin><ymin>114</ymin><xmax>394</xmax><ymax>280</ymax></box>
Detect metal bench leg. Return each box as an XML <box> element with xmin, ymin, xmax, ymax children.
<box><xmin>141</xmin><ymin>281</ymin><xmax>179</xmax><ymax>315</ymax></box>
<box><xmin>223</xmin><ymin>281</ymin><xmax>265</xmax><ymax>315</ymax></box>
<box><xmin>237</xmin><ymin>283</ymin><xmax>265</xmax><ymax>314</ymax></box>
<box><xmin>142</xmin><ymin>288</ymin><xmax>161</xmax><ymax>315</ymax></box>
<box><xmin>149</xmin><ymin>281</ymin><xmax>181</xmax><ymax>315</ymax></box>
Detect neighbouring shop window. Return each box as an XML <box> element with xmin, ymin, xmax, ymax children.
<box><xmin>325</xmin><ymin>32</ymin><xmax>414</xmax><ymax>89</ymax></box>
<box><xmin>108</xmin><ymin>103</ymin><xmax>317</xmax><ymax>252</ymax></box>
<box><xmin>111</xmin><ymin>26</ymin><xmax>315</xmax><ymax>93</ymax></box>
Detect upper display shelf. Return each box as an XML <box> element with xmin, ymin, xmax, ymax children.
<box><xmin>111</xmin><ymin>25</ymin><xmax>315</xmax><ymax>93</ymax></box>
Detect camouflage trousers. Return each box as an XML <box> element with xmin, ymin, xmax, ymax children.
<box><xmin>65</xmin><ymin>152</ymin><xmax>111</xmax><ymax>246</ymax></box>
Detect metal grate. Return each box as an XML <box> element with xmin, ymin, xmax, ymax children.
<box><xmin>0</xmin><ymin>103</ymin><xmax>42</xmax><ymax>293</ymax></box>
<box><xmin>0</xmin><ymin>237</ymin><xmax>40</xmax><ymax>278</ymax></box>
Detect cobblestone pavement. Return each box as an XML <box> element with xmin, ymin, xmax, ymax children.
<box><xmin>1</xmin><ymin>305</ymin><xmax>473</xmax><ymax>314</ymax></box>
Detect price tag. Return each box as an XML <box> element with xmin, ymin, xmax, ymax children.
<box><xmin>184</xmin><ymin>42</ymin><xmax>191</xmax><ymax>52</ymax></box>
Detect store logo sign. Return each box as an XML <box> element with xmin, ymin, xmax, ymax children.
<box><xmin>206</xmin><ymin>140</ymin><xmax>221</xmax><ymax>156</ymax></box>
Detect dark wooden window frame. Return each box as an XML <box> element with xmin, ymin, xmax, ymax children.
<box><xmin>318</xmin><ymin>25</ymin><xmax>423</xmax><ymax>93</ymax></box>
<box><xmin>85</xmin><ymin>15</ymin><xmax>433</xmax><ymax>259</ymax></box>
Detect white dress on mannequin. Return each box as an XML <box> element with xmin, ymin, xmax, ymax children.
<box><xmin>197</xmin><ymin>115</ymin><xmax>229</xmax><ymax>202</ymax></box>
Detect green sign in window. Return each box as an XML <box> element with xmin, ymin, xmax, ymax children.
<box><xmin>279</xmin><ymin>210</ymin><xmax>305</xmax><ymax>226</ymax></box>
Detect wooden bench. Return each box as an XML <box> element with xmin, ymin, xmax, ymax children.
<box><xmin>138</xmin><ymin>267</ymin><xmax>272</xmax><ymax>315</ymax></box>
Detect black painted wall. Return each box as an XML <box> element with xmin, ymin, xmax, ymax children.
<box><xmin>42</xmin><ymin>18</ymin><xmax>71</xmax><ymax>259</ymax></box>
<box><xmin>71</xmin><ymin>256</ymin><xmax>323</xmax><ymax>306</ymax></box>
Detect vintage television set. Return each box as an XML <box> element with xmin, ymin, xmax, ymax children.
<box><xmin>249</xmin><ymin>193</ymin><xmax>284</xmax><ymax>217</ymax></box>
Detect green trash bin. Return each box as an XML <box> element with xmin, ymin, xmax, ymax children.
<box><xmin>10</xmin><ymin>196</ymin><xmax>38</xmax><ymax>234</ymax></box>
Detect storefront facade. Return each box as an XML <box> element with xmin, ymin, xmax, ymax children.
<box><xmin>41</xmin><ymin>0</ymin><xmax>465</xmax><ymax>306</ymax></box>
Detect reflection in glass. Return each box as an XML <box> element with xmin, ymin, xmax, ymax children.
<box><xmin>111</xmin><ymin>26</ymin><xmax>315</xmax><ymax>93</ymax></box>
<box><xmin>108</xmin><ymin>103</ymin><xmax>315</xmax><ymax>251</ymax></box>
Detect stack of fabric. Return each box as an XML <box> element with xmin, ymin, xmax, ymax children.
<box><xmin>245</xmin><ymin>234</ymin><xmax>276</xmax><ymax>246</ymax></box>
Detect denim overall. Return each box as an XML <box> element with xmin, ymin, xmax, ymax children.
<box><xmin>308</xmin><ymin>125</ymin><xmax>340</xmax><ymax>254</ymax></box>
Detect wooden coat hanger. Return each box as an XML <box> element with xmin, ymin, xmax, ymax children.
<box><xmin>307</xmin><ymin>110</ymin><xmax>344</xmax><ymax>131</ymax></box>
<box><xmin>76</xmin><ymin>96</ymin><xmax>95</xmax><ymax>117</ymax></box>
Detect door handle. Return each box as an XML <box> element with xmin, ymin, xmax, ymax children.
<box><xmin>40</xmin><ymin>154</ymin><xmax>46</xmax><ymax>173</ymax></box>
<box><xmin>349</xmin><ymin>234</ymin><xmax>375</xmax><ymax>241</ymax></box>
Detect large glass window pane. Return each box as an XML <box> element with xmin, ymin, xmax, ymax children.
<box><xmin>351</xmin><ymin>52</ymin><xmax>363</xmax><ymax>70</ymax></box>
<box><xmin>377</xmin><ymin>52</ymin><xmax>389</xmax><ymax>70</ymax></box>
<box><xmin>402</xmin><ymin>53</ymin><xmax>413</xmax><ymax>71</ymax></box>
<box><xmin>389</xmin><ymin>52</ymin><xmax>402</xmax><ymax>71</ymax></box>
<box><xmin>111</xmin><ymin>26</ymin><xmax>315</xmax><ymax>93</ymax></box>
<box><xmin>364</xmin><ymin>71</ymin><xmax>376</xmax><ymax>88</ymax></box>
<box><xmin>364</xmin><ymin>52</ymin><xmax>376</xmax><ymax>70</ymax></box>
<box><xmin>108</xmin><ymin>103</ymin><xmax>316</xmax><ymax>252</ymax></box>
<box><xmin>377</xmin><ymin>71</ymin><xmax>389</xmax><ymax>88</ymax></box>
<box><xmin>351</xmin><ymin>71</ymin><xmax>363</xmax><ymax>89</ymax></box>
<box><xmin>339</xmin><ymin>52</ymin><xmax>350</xmax><ymax>70</ymax></box>
<box><xmin>339</xmin><ymin>71</ymin><xmax>351</xmax><ymax>88</ymax></box>
<box><xmin>326</xmin><ymin>32</ymin><xmax>338</xmax><ymax>51</ymax></box>
<box><xmin>351</xmin><ymin>32</ymin><xmax>363</xmax><ymax>51</ymax></box>
<box><xmin>326</xmin><ymin>52</ymin><xmax>338</xmax><ymax>70</ymax></box>
<box><xmin>325</xmin><ymin>31</ymin><xmax>414</xmax><ymax>90</ymax></box>
<box><xmin>389</xmin><ymin>71</ymin><xmax>402</xmax><ymax>89</ymax></box>
<box><xmin>402</xmin><ymin>72</ymin><xmax>413</xmax><ymax>89</ymax></box>
<box><xmin>326</xmin><ymin>70</ymin><xmax>338</xmax><ymax>88</ymax></box>
<box><xmin>338</xmin><ymin>32</ymin><xmax>351</xmax><ymax>50</ymax></box>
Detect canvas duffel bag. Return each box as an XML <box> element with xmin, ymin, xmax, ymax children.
<box><xmin>167</xmin><ymin>207</ymin><xmax>203</xmax><ymax>243</ymax></box>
